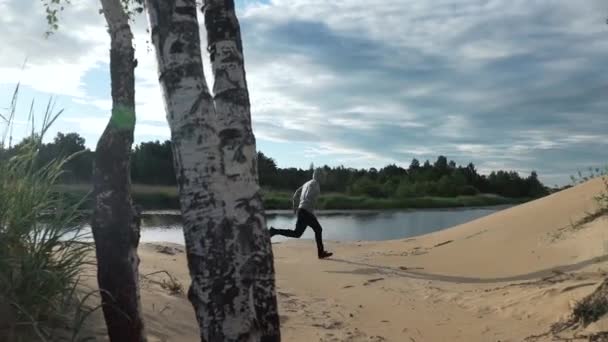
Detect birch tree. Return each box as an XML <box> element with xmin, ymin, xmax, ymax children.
<box><xmin>90</xmin><ymin>1</ymin><xmax>145</xmax><ymax>341</ymax></box>
<box><xmin>145</xmin><ymin>0</ymin><xmax>281</xmax><ymax>340</ymax></box>
<box><xmin>43</xmin><ymin>0</ymin><xmax>146</xmax><ymax>340</ymax></box>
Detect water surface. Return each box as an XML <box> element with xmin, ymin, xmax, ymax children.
<box><xmin>138</xmin><ymin>206</ymin><xmax>508</xmax><ymax>244</ymax></box>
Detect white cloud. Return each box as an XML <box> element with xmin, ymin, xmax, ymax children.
<box><xmin>0</xmin><ymin>1</ymin><xmax>109</xmax><ymax>96</ymax></box>
<box><xmin>430</xmin><ymin>114</ymin><xmax>473</xmax><ymax>139</ymax></box>
<box><xmin>304</xmin><ymin>142</ymin><xmax>400</xmax><ymax>168</ymax></box>
<box><xmin>135</xmin><ymin>123</ymin><xmax>171</xmax><ymax>139</ymax></box>
<box><xmin>460</xmin><ymin>40</ymin><xmax>522</xmax><ymax>61</ymax></box>
<box><xmin>73</xmin><ymin>97</ymin><xmax>112</xmax><ymax>111</ymax></box>
<box><xmin>396</xmin><ymin>146</ymin><xmax>434</xmax><ymax>157</ymax></box>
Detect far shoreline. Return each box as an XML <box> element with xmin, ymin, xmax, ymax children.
<box><xmin>58</xmin><ymin>183</ymin><xmax>531</xmax><ymax>212</ymax></box>
<box><xmin>143</xmin><ymin>204</ymin><xmax>514</xmax><ymax>217</ymax></box>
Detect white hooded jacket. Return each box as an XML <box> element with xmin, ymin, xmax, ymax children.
<box><xmin>293</xmin><ymin>169</ymin><xmax>321</xmax><ymax>213</ymax></box>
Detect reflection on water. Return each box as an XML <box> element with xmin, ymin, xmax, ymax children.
<box><xmin>137</xmin><ymin>207</ymin><xmax>508</xmax><ymax>245</ymax></box>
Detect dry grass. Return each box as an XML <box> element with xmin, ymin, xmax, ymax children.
<box><xmin>143</xmin><ymin>271</ymin><xmax>184</xmax><ymax>296</ymax></box>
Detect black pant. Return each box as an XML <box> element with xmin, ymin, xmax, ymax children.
<box><xmin>272</xmin><ymin>209</ymin><xmax>325</xmax><ymax>255</ymax></box>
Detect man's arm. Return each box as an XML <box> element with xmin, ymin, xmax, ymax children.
<box><xmin>292</xmin><ymin>186</ymin><xmax>303</xmax><ymax>213</ymax></box>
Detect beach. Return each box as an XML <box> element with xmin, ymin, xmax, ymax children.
<box><xmin>86</xmin><ymin>178</ymin><xmax>608</xmax><ymax>341</ymax></box>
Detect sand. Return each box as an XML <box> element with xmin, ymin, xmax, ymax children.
<box><xmin>86</xmin><ymin>178</ymin><xmax>608</xmax><ymax>341</ymax></box>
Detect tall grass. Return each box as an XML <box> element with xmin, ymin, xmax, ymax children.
<box><xmin>571</xmin><ymin>167</ymin><xmax>608</xmax><ymax>208</ymax></box>
<box><xmin>595</xmin><ymin>173</ymin><xmax>608</xmax><ymax>212</ymax></box>
<box><xmin>569</xmin><ymin>167</ymin><xmax>608</xmax><ymax>228</ymax></box>
<box><xmin>0</xmin><ymin>85</ymin><xmax>94</xmax><ymax>341</ymax></box>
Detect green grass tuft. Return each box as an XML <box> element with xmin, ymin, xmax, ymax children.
<box><xmin>0</xmin><ymin>85</ymin><xmax>95</xmax><ymax>341</ymax></box>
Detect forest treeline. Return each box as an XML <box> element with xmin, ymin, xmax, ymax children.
<box><xmin>0</xmin><ymin>132</ymin><xmax>549</xmax><ymax>199</ymax></box>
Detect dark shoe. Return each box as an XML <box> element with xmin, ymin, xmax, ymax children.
<box><xmin>269</xmin><ymin>227</ymin><xmax>277</xmax><ymax>237</ymax></box>
<box><xmin>318</xmin><ymin>251</ymin><xmax>333</xmax><ymax>259</ymax></box>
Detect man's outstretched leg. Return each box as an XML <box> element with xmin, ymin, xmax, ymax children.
<box><xmin>301</xmin><ymin>210</ymin><xmax>333</xmax><ymax>259</ymax></box>
<box><xmin>269</xmin><ymin>210</ymin><xmax>306</xmax><ymax>239</ymax></box>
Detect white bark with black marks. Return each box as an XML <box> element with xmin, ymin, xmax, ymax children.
<box><xmin>91</xmin><ymin>1</ymin><xmax>145</xmax><ymax>341</ymax></box>
<box><xmin>145</xmin><ymin>0</ymin><xmax>280</xmax><ymax>341</ymax></box>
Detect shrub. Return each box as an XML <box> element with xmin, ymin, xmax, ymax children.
<box><xmin>350</xmin><ymin>176</ymin><xmax>385</xmax><ymax>198</ymax></box>
<box><xmin>460</xmin><ymin>185</ymin><xmax>480</xmax><ymax>196</ymax></box>
<box><xmin>396</xmin><ymin>181</ymin><xmax>417</xmax><ymax>198</ymax></box>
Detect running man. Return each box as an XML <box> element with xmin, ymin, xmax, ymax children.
<box><xmin>269</xmin><ymin>168</ymin><xmax>333</xmax><ymax>259</ymax></box>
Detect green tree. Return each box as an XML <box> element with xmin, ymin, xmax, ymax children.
<box><xmin>258</xmin><ymin>152</ymin><xmax>278</xmax><ymax>188</ymax></box>
<box><xmin>131</xmin><ymin>140</ymin><xmax>174</xmax><ymax>185</ymax></box>
<box><xmin>434</xmin><ymin>155</ymin><xmax>449</xmax><ymax>177</ymax></box>
<box><xmin>525</xmin><ymin>171</ymin><xmax>548</xmax><ymax>198</ymax></box>
<box><xmin>409</xmin><ymin>158</ymin><xmax>420</xmax><ymax>170</ymax></box>
<box><xmin>43</xmin><ymin>133</ymin><xmax>93</xmax><ymax>182</ymax></box>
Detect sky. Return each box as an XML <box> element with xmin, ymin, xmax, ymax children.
<box><xmin>1</xmin><ymin>0</ymin><xmax>607</xmax><ymax>187</ymax></box>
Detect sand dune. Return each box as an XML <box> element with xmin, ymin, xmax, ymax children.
<box><xmin>86</xmin><ymin>178</ymin><xmax>608</xmax><ymax>341</ymax></box>
<box><xmin>360</xmin><ymin>177</ymin><xmax>606</xmax><ymax>278</ymax></box>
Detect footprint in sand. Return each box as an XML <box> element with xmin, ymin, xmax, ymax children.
<box><xmin>322</xmin><ymin>320</ymin><xmax>344</xmax><ymax>329</ymax></box>
<box><xmin>399</xmin><ymin>266</ymin><xmax>424</xmax><ymax>271</ymax></box>
<box><xmin>433</xmin><ymin>240</ymin><xmax>454</xmax><ymax>248</ymax></box>
<box><xmin>363</xmin><ymin>277</ymin><xmax>385</xmax><ymax>286</ymax></box>
<box><xmin>410</xmin><ymin>247</ymin><xmax>429</xmax><ymax>256</ymax></box>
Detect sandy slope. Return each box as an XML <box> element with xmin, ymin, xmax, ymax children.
<box><xmin>87</xmin><ymin>178</ymin><xmax>608</xmax><ymax>341</ymax></box>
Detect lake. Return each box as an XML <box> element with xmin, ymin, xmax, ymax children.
<box><xmin>137</xmin><ymin>206</ymin><xmax>509</xmax><ymax>244</ymax></box>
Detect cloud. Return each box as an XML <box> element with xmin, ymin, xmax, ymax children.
<box><xmin>239</xmin><ymin>0</ymin><xmax>608</xmax><ymax>185</ymax></box>
<box><xmin>0</xmin><ymin>1</ymin><xmax>109</xmax><ymax>96</ymax></box>
<box><xmin>2</xmin><ymin>0</ymin><xmax>607</xmax><ymax>186</ymax></box>
<box><xmin>0</xmin><ymin>0</ymin><xmax>187</xmax><ymax>147</ymax></box>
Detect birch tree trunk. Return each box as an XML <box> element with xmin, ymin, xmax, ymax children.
<box><xmin>91</xmin><ymin>0</ymin><xmax>145</xmax><ymax>341</ymax></box>
<box><xmin>145</xmin><ymin>0</ymin><xmax>280</xmax><ymax>341</ymax></box>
